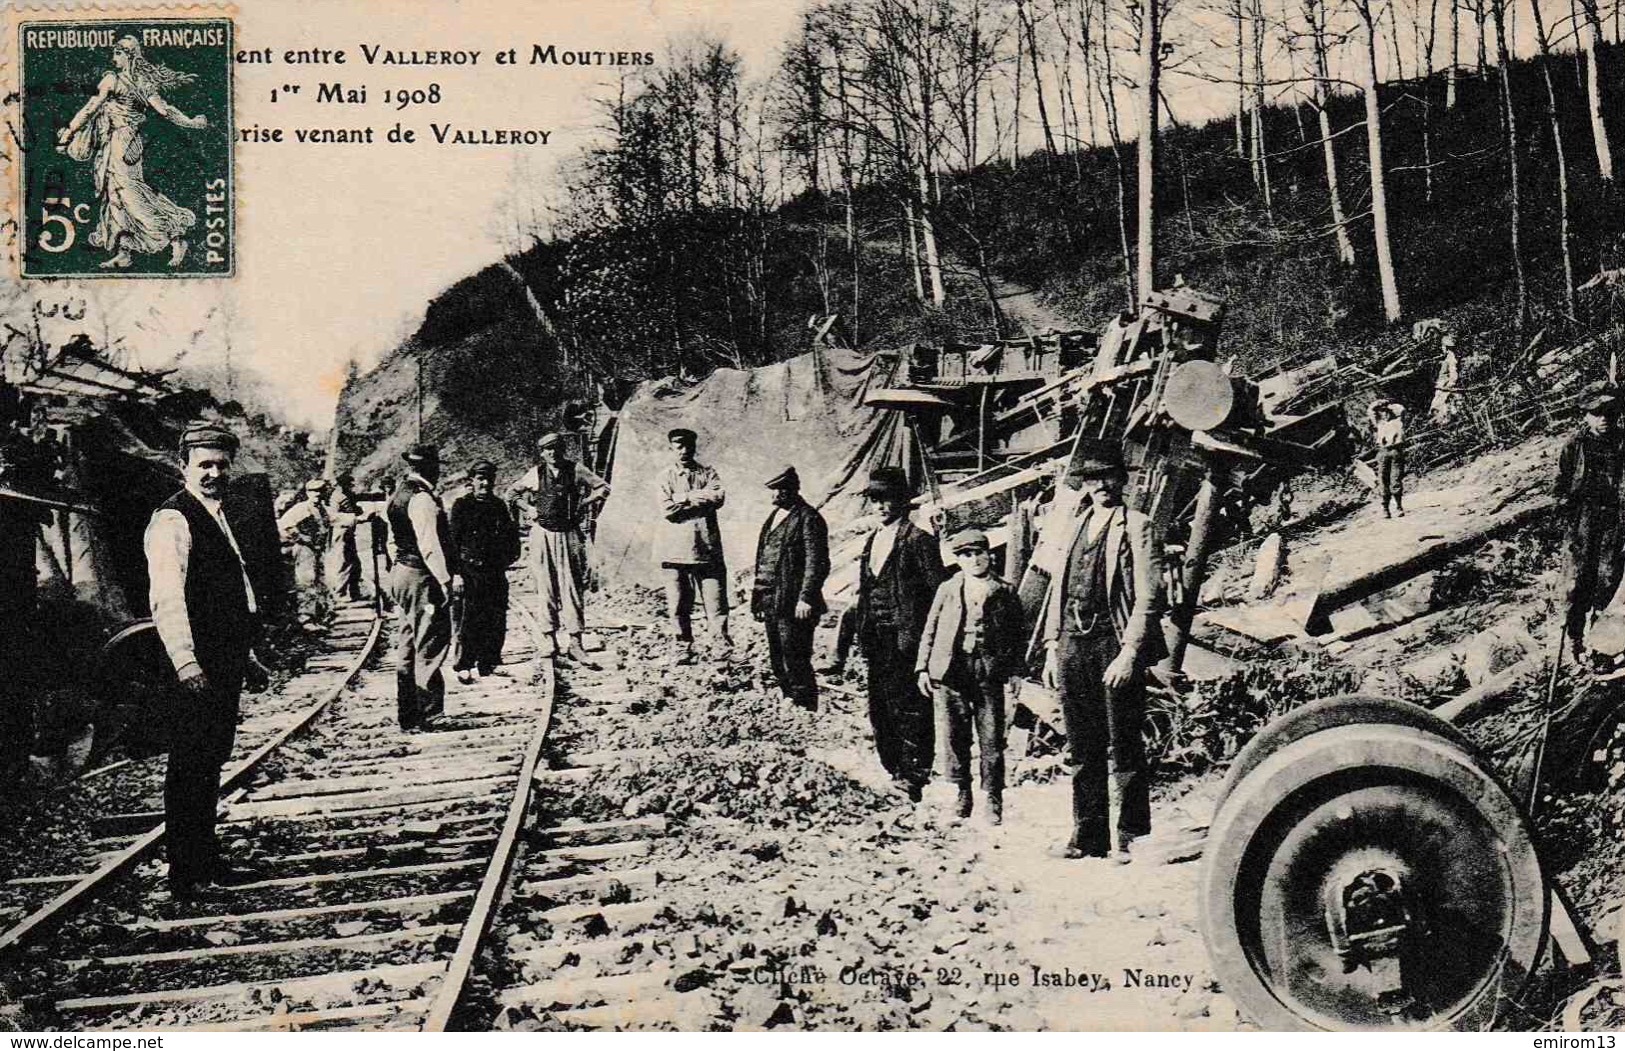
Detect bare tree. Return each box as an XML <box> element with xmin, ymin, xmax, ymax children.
<box><xmin>1353</xmin><ymin>0</ymin><xmax>1404</xmax><ymax>321</ymax></box>
<box><xmin>1305</xmin><ymin>0</ymin><xmax>1357</xmax><ymax>263</ymax></box>
<box><xmin>1492</xmin><ymin>0</ymin><xmax>1528</xmax><ymax>331</ymax></box>
<box><xmin>1138</xmin><ymin>0</ymin><xmax>1163</xmax><ymax>297</ymax></box>
<box><xmin>1530</xmin><ymin>0</ymin><xmax>1578</xmax><ymax>316</ymax></box>
<box><xmin>1577</xmin><ymin>0</ymin><xmax>1616</xmax><ymax>179</ymax></box>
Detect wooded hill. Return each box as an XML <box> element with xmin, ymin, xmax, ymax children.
<box><xmin>334</xmin><ymin>0</ymin><xmax>1625</xmax><ymax>480</ymax></box>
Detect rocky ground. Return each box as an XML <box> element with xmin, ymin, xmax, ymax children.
<box><xmin>484</xmin><ymin>586</ymin><xmax>1241</xmax><ymax>1032</ymax></box>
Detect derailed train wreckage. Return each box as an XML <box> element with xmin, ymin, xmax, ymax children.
<box><xmin>862</xmin><ymin>284</ymin><xmax>1570</xmax><ymax>1030</ymax></box>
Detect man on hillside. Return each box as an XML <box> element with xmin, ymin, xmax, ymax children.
<box><xmin>1368</xmin><ymin>399</ymin><xmax>1407</xmax><ymax>518</ymax></box>
<box><xmin>508</xmin><ymin>433</ymin><xmax>610</xmax><ymax>669</ymax></box>
<box><xmin>852</xmin><ymin>466</ymin><xmax>946</xmax><ymax>802</ymax></box>
<box><xmin>387</xmin><ymin>445</ymin><xmax>462</xmax><ymax>730</ymax></box>
<box><xmin>451</xmin><ymin>460</ymin><xmax>521</xmax><ymax>683</ymax></box>
<box><xmin>1556</xmin><ymin>393</ymin><xmax>1624</xmax><ymax>663</ymax></box>
<box><xmin>145</xmin><ymin>423</ymin><xmax>265</xmax><ymax>898</ymax></box>
<box><xmin>657</xmin><ymin>428</ymin><xmax>733</xmax><ymax>664</ymax></box>
<box><xmin>1038</xmin><ymin>440</ymin><xmax>1166</xmax><ymax>859</ymax></box>
<box><xmin>752</xmin><ymin>466</ymin><xmax>829</xmax><ymax>711</ymax></box>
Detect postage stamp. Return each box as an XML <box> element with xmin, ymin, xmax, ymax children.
<box><xmin>16</xmin><ymin>17</ymin><xmax>233</xmax><ymax>278</ymax></box>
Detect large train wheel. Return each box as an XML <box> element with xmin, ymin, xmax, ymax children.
<box><xmin>1217</xmin><ymin>695</ymin><xmax>1478</xmax><ymax>812</ymax></box>
<box><xmin>1200</xmin><ymin>723</ymin><xmax>1548</xmax><ymax>1031</ymax></box>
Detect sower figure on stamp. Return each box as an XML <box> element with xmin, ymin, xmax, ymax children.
<box><xmin>507</xmin><ymin>433</ymin><xmax>610</xmax><ymax>671</ymax></box>
<box><xmin>752</xmin><ymin>467</ymin><xmax>830</xmax><ymax>711</ymax></box>
<box><xmin>1555</xmin><ymin>392</ymin><xmax>1625</xmax><ymax>663</ymax></box>
<box><xmin>387</xmin><ymin>445</ymin><xmax>462</xmax><ymax>731</ymax></box>
<box><xmin>327</xmin><ymin>472</ymin><xmax>364</xmax><ymax>602</ymax></box>
<box><xmin>1038</xmin><ymin>441</ymin><xmax>1167</xmax><ymax>859</ymax></box>
<box><xmin>853</xmin><ymin>466</ymin><xmax>946</xmax><ymax>802</ymax></box>
<box><xmin>451</xmin><ymin>460</ymin><xmax>521</xmax><ymax>684</ymax></box>
<box><xmin>657</xmin><ymin>428</ymin><xmax>733</xmax><ymax>664</ymax></box>
<box><xmin>917</xmin><ymin>529</ymin><xmax>1024</xmax><ymax>825</ymax></box>
<box><xmin>145</xmin><ymin>424</ymin><xmax>266</xmax><ymax>899</ymax></box>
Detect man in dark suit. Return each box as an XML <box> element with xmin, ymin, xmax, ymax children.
<box><xmin>1038</xmin><ymin>440</ymin><xmax>1166</xmax><ymax>858</ymax></box>
<box><xmin>144</xmin><ymin>422</ymin><xmax>263</xmax><ymax>899</ymax></box>
<box><xmin>917</xmin><ymin>529</ymin><xmax>1024</xmax><ymax>824</ymax></box>
<box><xmin>387</xmin><ymin>445</ymin><xmax>462</xmax><ymax>731</ymax></box>
<box><xmin>854</xmin><ymin>466</ymin><xmax>947</xmax><ymax>801</ymax></box>
<box><xmin>751</xmin><ymin>466</ymin><xmax>829</xmax><ymax>711</ymax></box>
<box><xmin>451</xmin><ymin>460</ymin><xmax>520</xmax><ymax>683</ymax></box>
<box><xmin>1555</xmin><ymin>392</ymin><xmax>1623</xmax><ymax>663</ymax></box>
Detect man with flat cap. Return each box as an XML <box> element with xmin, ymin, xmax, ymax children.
<box><xmin>387</xmin><ymin>444</ymin><xmax>461</xmax><ymax>730</ymax></box>
<box><xmin>508</xmin><ymin>432</ymin><xmax>610</xmax><ymax>669</ymax></box>
<box><xmin>1556</xmin><ymin>391</ymin><xmax>1625</xmax><ymax>662</ymax></box>
<box><xmin>145</xmin><ymin>422</ymin><xmax>263</xmax><ymax>898</ymax></box>
<box><xmin>852</xmin><ymin>466</ymin><xmax>946</xmax><ymax>801</ymax></box>
<box><xmin>752</xmin><ymin>466</ymin><xmax>830</xmax><ymax>711</ymax></box>
<box><xmin>277</xmin><ymin>478</ymin><xmax>333</xmax><ymax>624</ymax></box>
<box><xmin>327</xmin><ymin>472</ymin><xmax>364</xmax><ymax>602</ymax></box>
<box><xmin>452</xmin><ymin>460</ymin><xmax>520</xmax><ymax>683</ymax></box>
<box><xmin>1038</xmin><ymin>439</ymin><xmax>1166</xmax><ymax>858</ymax></box>
<box><xmin>657</xmin><ymin>428</ymin><xmax>732</xmax><ymax>663</ymax></box>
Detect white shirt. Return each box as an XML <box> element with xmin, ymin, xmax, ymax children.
<box><xmin>960</xmin><ymin>572</ymin><xmax>993</xmax><ymax>652</ymax></box>
<box><xmin>868</xmin><ymin>520</ymin><xmax>902</xmax><ymax>575</ymax></box>
<box><xmin>404</xmin><ymin>476</ymin><xmax>453</xmax><ymax>589</ymax></box>
<box><xmin>144</xmin><ymin>486</ymin><xmax>258</xmax><ymax>677</ymax></box>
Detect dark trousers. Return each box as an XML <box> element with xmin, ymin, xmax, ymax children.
<box><xmin>941</xmin><ymin>653</ymin><xmax>1006</xmax><ymax>801</ymax></box>
<box><xmin>455</xmin><ymin>566</ymin><xmax>509</xmax><ymax>674</ymax></box>
<box><xmin>764</xmin><ymin>612</ymin><xmax>817</xmax><ymax>710</ymax></box>
<box><xmin>1378</xmin><ymin>447</ymin><xmax>1405</xmax><ymax>512</ymax></box>
<box><xmin>863</xmin><ymin>629</ymin><xmax>933</xmax><ymax>787</ymax></box>
<box><xmin>388</xmin><ymin>564</ymin><xmax>449</xmax><ymax>729</ymax></box>
<box><xmin>1058</xmin><ymin>629</ymin><xmax>1150</xmax><ymax>855</ymax></box>
<box><xmin>164</xmin><ymin>676</ymin><xmax>242</xmax><ymax>886</ymax></box>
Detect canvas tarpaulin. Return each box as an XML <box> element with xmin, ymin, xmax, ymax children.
<box><xmin>594</xmin><ymin>343</ymin><xmax>913</xmax><ymax>605</ymax></box>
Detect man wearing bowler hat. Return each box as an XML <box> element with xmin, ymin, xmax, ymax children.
<box><xmin>752</xmin><ymin>466</ymin><xmax>829</xmax><ymax>711</ymax></box>
<box><xmin>852</xmin><ymin>465</ymin><xmax>946</xmax><ymax>801</ymax></box>
<box><xmin>657</xmin><ymin>427</ymin><xmax>732</xmax><ymax>663</ymax></box>
<box><xmin>387</xmin><ymin>444</ymin><xmax>462</xmax><ymax>730</ymax></box>
<box><xmin>451</xmin><ymin>460</ymin><xmax>521</xmax><ymax>683</ymax></box>
<box><xmin>1556</xmin><ymin>391</ymin><xmax>1625</xmax><ymax>662</ymax></box>
<box><xmin>1038</xmin><ymin>439</ymin><xmax>1166</xmax><ymax>858</ymax></box>
<box><xmin>145</xmin><ymin>422</ymin><xmax>265</xmax><ymax>898</ymax></box>
<box><xmin>508</xmin><ymin>432</ymin><xmax>610</xmax><ymax>669</ymax></box>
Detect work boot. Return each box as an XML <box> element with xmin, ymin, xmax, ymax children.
<box><xmin>987</xmin><ymin>793</ymin><xmax>1003</xmax><ymax>826</ymax></box>
<box><xmin>955</xmin><ymin>784</ymin><xmax>973</xmax><ymax>819</ymax></box>
<box><xmin>564</xmin><ymin>639</ymin><xmax>601</xmax><ymax>671</ymax></box>
<box><xmin>396</xmin><ymin>672</ymin><xmax>419</xmax><ymax>731</ymax></box>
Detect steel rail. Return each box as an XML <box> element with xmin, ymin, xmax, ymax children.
<box><xmin>0</xmin><ymin>614</ymin><xmax>385</xmax><ymax>956</ymax></box>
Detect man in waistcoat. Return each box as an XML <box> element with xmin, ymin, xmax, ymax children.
<box><xmin>387</xmin><ymin>444</ymin><xmax>462</xmax><ymax>731</ymax></box>
<box><xmin>751</xmin><ymin>466</ymin><xmax>829</xmax><ymax>711</ymax></box>
<box><xmin>853</xmin><ymin>466</ymin><xmax>946</xmax><ymax>801</ymax></box>
<box><xmin>327</xmin><ymin>472</ymin><xmax>364</xmax><ymax>602</ymax></box>
<box><xmin>507</xmin><ymin>432</ymin><xmax>610</xmax><ymax>669</ymax></box>
<box><xmin>1038</xmin><ymin>440</ymin><xmax>1166</xmax><ymax>859</ymax></box>
<box><xmin>451</xmin><ymin>460</ymin><xmax>521</xmax><ymax>683</ymax></box>
<box><xmin>657</xmin><ymin>428</ymin><xmax>732</xmax><ymax>664</ymax></box>
<box><xmin>1556</xmin><ymin>392</ymin><xmax>1625</xmax><ymax>663</ymax></box>
<box><xmin>144</xmin><ymin>423</ymin><xmax>262</xmax><ymax>898</ymax></box>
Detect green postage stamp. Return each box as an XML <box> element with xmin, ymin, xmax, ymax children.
<box><xmin>17</xmin><ymin>18</ymin><xmax>233</xmax><ymax>278</ymax></box>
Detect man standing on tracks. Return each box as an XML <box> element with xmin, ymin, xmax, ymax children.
<box><xmin>327</xmin><ymin>472</ymin><xmax>364</xmax><ymax>603</ymax></box>
<box><xmin>145</xmin><ymin>423</ymin><xmax>264</xmax><ymax>898</ymax></box>
<box><xmin>852</xmin><ymin>466</ymin><xmax>946</xmax><ymax>802</ymax></box>
<box><xmin>387</xmin><ymin>444</ymin><xmax>462</xmax><ymax>731</ymax></box>
<box><xmin>1556</xmin><ymin>392</ymin><xmax>1624</xmax><ymax>663</ymax></box>
<box><xmin>657</xmin><ymin>428</ymin><xmax>733</xmax><ymax>664</ymax></box>
<box><xmin>752</xmin><ymin>466</ymin><xmax>830</xmax><ymax>711</ymax></box>
<box><xmin>1039</xmin><ymin>440</ymin><xmax>1166</xmax><ymax>859</ymax></box>
<box><xmin>451</xmin><ymin>460</ymin><xmax>521</xmax><ymax>684</ymax></box>
<box><xmin>508</xmin><ymin>433</ymin><xmax>610</xmax><ymax>670</ymax></box>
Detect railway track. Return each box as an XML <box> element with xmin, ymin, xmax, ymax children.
<box><xmin>0</xmin><ymin>586</ymin><xmax>577</xmax><ymax>1033</ymax></box>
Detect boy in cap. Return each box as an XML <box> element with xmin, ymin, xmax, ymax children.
<box><xmin>917</xmin><ymin>529</ymin><xmax>1023</xmax><ymax>824</ymax></box>
<box><xmin>387</xmin><ymin>444</ymin><xmax>462</xmax><ymax>730</ymax></box>
<box><xmin>145</xmin><ymin>422</ymin><xmax>262</xmax><ymax>897</ymax></box>
<box><xmin>1557</xmin><ymin>391</ymin><xmax>1625</xmax><ymax>662</ymax></box>
<box><xmin>751</xmin><ymin>466</ymin><xmax>829</xmax><ymax>710</ymax></box>
<box><xmin>1367</xmin><ymin>399</ymin><xmax>1408</xmax><ymax>518</ymax></box>
<box><xmin>854</xmin><ymin>466</ymin><xmax>947</xmax><ymax>802</ymax></box>
<box><xmin>452</xmin><ymin>460</ymin><xmax>521</xmax><ymax>683</ymax></box>
<box><xmin>1038</xmin><ymin>439</ymin><xmax>1166</xmax><ymax>858</ymax></box>
<box><xmin>657</xmin><ymin>428</ymin><xmax>732</xmax><ymax>663</ymax></box>
<box><xmin>507</xmin><ymin>432</ymin><xmax>611</xmax><ymax>669</ymax></box>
